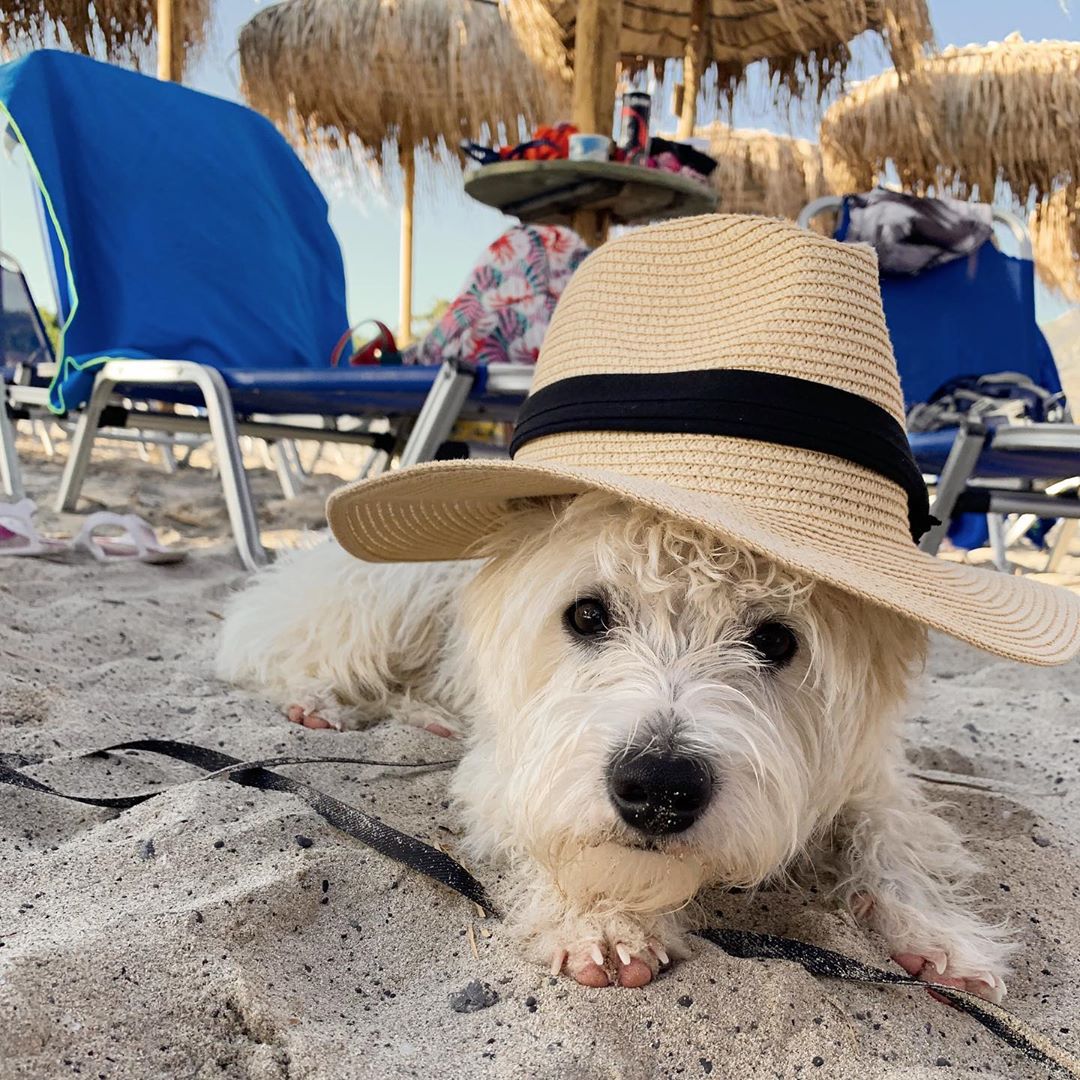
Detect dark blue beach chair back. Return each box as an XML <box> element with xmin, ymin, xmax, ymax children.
<box><xmin>0</xmin><ymin>50</ymin><xmax>348</xmax><ymax>412</ymax></box>
<box><xmin>1</xmin><ymin>253</ymin><xmax>54</xmax><ymax>379</ymax></box>
<box><xmin>876</xmin><ymin>241</ymin><xmax>1062</xmax><ymax>411</ymax></box>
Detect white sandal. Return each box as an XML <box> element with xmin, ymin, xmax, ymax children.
<box><xmin>0</xmin><ymin>499</ymin><xmax>70</xmax><ymax>557</ymax></box>
<box><xmin>73</xmin><ymin>512</ymin><xmax>187</xmax><ymax>564</ymax></box>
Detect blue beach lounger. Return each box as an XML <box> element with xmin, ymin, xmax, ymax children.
<box><xmin>0</xmin><ymin>51</ymin><xmax>529</xmax><ymax>568</ymax></box>
<box><xmin>800</xmin><ymin>194</ymin><xmax>1080</xmax><ymax>570</ymax></box>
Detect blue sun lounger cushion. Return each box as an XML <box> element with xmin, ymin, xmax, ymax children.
<box><xmin>0</xmin><ymin>50</ymin><xmax>348</xmax><ymax>412</ymax></box>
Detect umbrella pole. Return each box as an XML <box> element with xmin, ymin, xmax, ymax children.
<box><xmin>570</xmin><ymin>0</ymin><xmax>623</xmax><ymax>247</ymax></box>
<box><xmin>156</xmin><ymin>0</ymin><xmax>183</xmax><ymax>81</ymax></box>
<box><xmin>676</xmin><ymin>0</ymin><xmax>708</xmax><ymax>139</ymax></box>
<box><xmin>398</xmin><ymin>149</ymin><xmax>415</xmax><ymax>347</ymax></box>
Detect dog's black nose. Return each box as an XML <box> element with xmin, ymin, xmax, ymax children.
<box><xmin>606</xmin><ymin>751</ymin><xmax>713</xmax><ymax>836</ymax></box>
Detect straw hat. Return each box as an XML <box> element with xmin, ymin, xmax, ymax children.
<box><xmin>328</xmin><ymin>215</ymin><xmax>1080</xmax><ymax>666</ymax></box>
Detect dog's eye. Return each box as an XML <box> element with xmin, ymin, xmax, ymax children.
<box><xmin>565</xmin><ymin>597</ymin><xmax>611</xmax><ymax>639</ymax></box>
<box><xmin>747</xmin><ymin>622</ymin><xmax>798</xmax><ymax>667</ymax></box>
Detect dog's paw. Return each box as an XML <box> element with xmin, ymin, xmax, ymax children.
<box><xmin>536</xmin><ymin>913</ymin><xmax>688</xmax><ymax>988</ymax></box>
<box><xmin>391</xmin><ymin>702</ymin><xmax>462</xmax><ymax>739</ymax></box>
<box><xmin>892</xmin><ymin>950</ymin><xmax>1006</xmax><ymax>1004</ymax></box>
<box><xmin>554</xmin><ymin>936</ymin><xmax>672</xmax><ymax>988</ymax></box>
<box><xmin>285</xmin><ymin>701</ymin><xmax>352</xmax><ymax>731</ymax></box>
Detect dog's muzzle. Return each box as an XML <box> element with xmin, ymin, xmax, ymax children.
<box><xmin>606</xmin><ymin>749</ymin><xmax>714</xmax><ymax>836</ymax></box>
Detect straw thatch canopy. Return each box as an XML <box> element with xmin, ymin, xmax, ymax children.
<box><xmin>539</xmin><ymin>0</ymin><xmax>932</xmax><ymax>101</ymax></box>
<box><xmin>697</xmin><ymin>121</ymin><xmax>830</xmax><ymax>219</ymax></box>
<box><xmin>238</xmin><ymin>0</ymin><xmax>571</xmax><ymax>171</ymax></box>
<box><xmin>0</xmin><ymin>0</ymin><xmax>209</xmax><ymax>72</ymax></box>
<box><xmin>820</xmin><ymin>35</ymin><xmax>1080</xmax><ymax>300</ymax></box>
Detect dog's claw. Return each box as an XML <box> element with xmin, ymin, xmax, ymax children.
<box><xmin>589</xmin><ymin>943</ymin><xmax>605</xmax><ymax>968</ymax></box>
<box><xmin>615</xmin><ymin>942</ymin><xmax>632</xmax><ymax>966</ymax></box>
<box><xmin>925</xmin><ymin>949</ymin><xmax>948</xmax><ymax>976</ymax></box>
<box><xmin>649</xmin><ymin>940</ymin><xmax>670</xmax><ymax>966</ymax></box>
<box><xmin>549</xmin><ymin>948</ymin><xmax>567</xmax><ymax>976</ymax></box>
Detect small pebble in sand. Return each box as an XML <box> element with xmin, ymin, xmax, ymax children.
<box><xmin>213</xmin><ymin>840</ymin><xmax>224</xmax><ymax>849</ymax></box>
<box><xmin>935</xmin><ymin>1057</ymin><xmax>951</xmax><ymax>1067</ymax></box>
<box><xmin>677</xmin><ymin>995</ymin><xmax>693</xmax><ymax>1008</ymax></box>
<box><xmin>524</xmin><ymin>996</ymin><xmax>537</xmax><ymax>1012</ymax></box>
<box><xmin>812</xmin><ymin>1056</ymin><xmax>825</xmax><ymax>1067</ymax></box>
<box><xmin>449</xmin><ymin>981</ymin><xmax>499</xmax><ymax>1013</ymax></box>
<box><xmin>138</xmin><ymin>839</ymin><xmax>156</xmax><ymax>860</ymax></box>
<box><xmin>295</xmin><ymin>835</ymin><xmax>314</xmax><ymax>848</ymax></box>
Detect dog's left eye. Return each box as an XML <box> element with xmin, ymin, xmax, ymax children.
<box><xmin>565</xmin><ymin>597</ymin><xmax>611</xmax><ymax>639</ymax></box>
<box><xmin>747</xmin><ymin>621</ymin><xmax>798</xmax><ymax>667</ymax></box>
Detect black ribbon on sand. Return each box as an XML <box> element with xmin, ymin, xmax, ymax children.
<box><xmin>509</xmin><ymin>369</ymin><xmax>937</xmax><ymax>543</ymax></box>
<box><xmin>2</xmin><ymin>739</ymin><xmax>1077</xmax><ymax>1078</ymax></box>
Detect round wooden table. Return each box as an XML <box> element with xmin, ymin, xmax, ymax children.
<box><xmin>463</xmin><ymin>159</ymin><xmax>717</xmax><ymax>240</ymax></box>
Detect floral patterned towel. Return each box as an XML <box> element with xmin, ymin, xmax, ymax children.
<box><xmin>407</xmin><ymin>224</ymin><xmax>590</xmax><ymax>367</ymax></box>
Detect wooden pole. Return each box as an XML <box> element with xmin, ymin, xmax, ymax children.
<box><xmin>676</xmin><ymin>0</ymin><xmax>708</xmax><ymax>140</ymax></box>
<box><xmin>570</xmin><ymin>0</ymin><xmax>623</xmax><ymax>247</ymax></box>
<box><xmin>398</xmin><ymin>149</ymin><xmax>415</xmax><ymax>347</ymax></box>
<box><xmin>156</xmin><ymin>0</ymin><xmax>181</xmax><ymax>81</ymax></box>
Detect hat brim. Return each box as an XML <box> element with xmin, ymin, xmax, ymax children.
<box><xmin>327</xmin><ymin>458</ymin><xmax>1080</xmax><ymax>667</ymax></box>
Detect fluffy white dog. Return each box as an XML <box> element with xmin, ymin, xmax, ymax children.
<box><xmin>217</xmin><ymin>492</ymin><xmax>1011</xmax><ymax>998</ymax></box>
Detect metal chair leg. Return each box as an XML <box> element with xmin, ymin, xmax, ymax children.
<box><xmin>57</xmin><ymin>360</ymin><xmax>268</xmax><ymax>570</ymax></box>
<box><xmin>987</xmin><ymin>514</ymin><xmax>1009</xmax><ymax>571</ymax></box>
<box><xmin>397</xmin><ymin>361</ymin><xmax>477</xmax><ymax>467</ymax></box>
<box><xmin>36</xmin><ymin>420</ymin><xmax>56</xmax><ymax>459</ymax></box>
<box><xmin>0</xmin><ymin>385</ymin><xmax>25</xmax><ymax>499</ymax></box>
<box><xmin>56</xmin><ymin>372</ymin><xmax>114</xmax><ymax>512</ymax></box>
<box><xmin>919</xmin><ymin>422</ymin><xmax>989</xmax><ymax>555</ymax></box>
<box><xmin>158</xmin><ymin>440</ymin><xmax>178</xmax><ymax>474</ymax></box>
<box><xmin>271</xmin><ymin>439</ymin><xmax>305</xmax><ymax>500</ymax></box>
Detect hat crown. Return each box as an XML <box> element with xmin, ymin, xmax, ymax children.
<box><xmin>531</xmin><ymin>214</ymin><xmax>905</xmax><ymax>426</ymax></box>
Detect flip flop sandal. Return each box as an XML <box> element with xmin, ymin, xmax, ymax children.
<box><xmin>0</xmin><ymin>498</ymin><xmax>70</xmax><ymax>558</ymax></box>
<box><xmin>73</xmin><ymin>512</ymin><xmax>187</xmax><ymax>564</ymax></box>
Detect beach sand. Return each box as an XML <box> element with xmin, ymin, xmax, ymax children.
<box><xmin>2</xmin><ymin>431</ymin><xmax>1079</xmax><ymax>1079</ymax></box>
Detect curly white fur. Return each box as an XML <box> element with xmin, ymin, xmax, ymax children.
<box><xmin>217</xmin><ymin>494</ymin><xmax>1014</xmax><ymax>996</ymax></box>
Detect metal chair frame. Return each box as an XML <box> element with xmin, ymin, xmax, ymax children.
<box><xmin>2</xmin><ymin>358</ymin><xmax>532</xmax><ymax>569</ymax></box>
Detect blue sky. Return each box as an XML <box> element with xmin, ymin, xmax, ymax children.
<box><xmin>1</xmin><ymin>0</ymin><xmax>1076</xmax><ymax>328</ymax></box>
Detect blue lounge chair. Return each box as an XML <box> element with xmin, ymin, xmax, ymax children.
<box><xmin>799</xmin><ymin>195</ymin><xmax>1080</xmax><ymax>570</ymax></box>
<box><xmin>0</xmin><ymin>51</ymin><xmax>530</xmax><ymax>568</ymax></box>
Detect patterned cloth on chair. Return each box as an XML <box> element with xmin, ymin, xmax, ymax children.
<box><xmin>407</xmin><ymin>225</ymin><xmax>590</xmax><ymax>367</ymax></box>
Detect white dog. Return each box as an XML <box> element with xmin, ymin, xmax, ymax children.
<box><xmin>218</xmin><ymin>492</ymin><xmax>1011</xmax><ymax>998</ymax></box>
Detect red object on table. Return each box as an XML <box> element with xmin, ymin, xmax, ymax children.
<box><xmin>499</xmin><ymin>123</ymin><xmax>578</xmax><ymax>161</ymax></box>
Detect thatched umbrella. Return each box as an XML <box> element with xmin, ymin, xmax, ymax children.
<box><xmin>238</xmin><ymin>0</ymin><xmax>570</xmax><ymax>345</ymax></box>
<box><xmin>820</xmin><ymin>34</ymin><xmax>1080</xmax><ymax>300</ymax></box>
<box><xmin>0</xmin><ymin>0</ymin><xmax>208</xmax><ymax>78</ymax></box>
<box><xmin>696</xmin><ymin>121</ymin><xmax>830</xmax><ymax>220</ymax></box>
<box><xmin>539</xmin><ymin>0</ymin><xmax>932</xmax><ymax>135</ymax></box>
<box><xmin>538</xmin><ymin>0</ymin><xmax>931</xmax><ymax>241</ymax></box>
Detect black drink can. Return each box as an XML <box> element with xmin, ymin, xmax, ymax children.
<box><xmin>617</xmin><ymin>91</ymin><xmax>651</xmax><ymax>157</ymax></box>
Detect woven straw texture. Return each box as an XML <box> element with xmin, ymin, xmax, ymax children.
<box><xmin>327</xmin><ymin>214</ymin><xmax>1080</xmax><ymax>666</ymax></box>
<box><xmin>694</xmin><ymin>122</ymin><xmax>831</xmax><ymax>220</ymax></box>
<box><xmin>538</xmin><ymin>0</ymin><xmax>931</xmax><ymax>100</ymax></box>
<box><xmin>0</xmin><ymin>0</ymin><xmax>209</xmax><ymax>73</ymax></box>
<box><xmin>238</xmin><ymin>0</ymin><xmax>571</xmax><ymax>174</ymax></box>
<box><xmin>820</xmin><ymin>34</ymin><xmax>1080</xmax><ymax>301</ymax></box>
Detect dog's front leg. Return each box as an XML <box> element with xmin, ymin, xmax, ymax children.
<box><xmin>835</xmin><ymin>760</ymin><xmax>1014</xmax><ymax>1002</ymax></box>
<box><xmin>500</xmin><ymin>861</ymin><xmax>692</xmax><ymax>988</ymax></box>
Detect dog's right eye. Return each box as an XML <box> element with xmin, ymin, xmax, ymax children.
<box><xmin>565</xmin><ymin>597</ymin><xmax>611</xmax><ymax>639</ymax></box>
